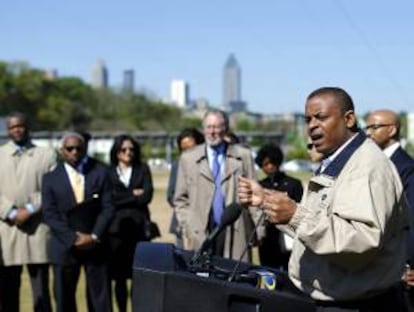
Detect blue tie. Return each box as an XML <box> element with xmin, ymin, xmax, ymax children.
<box><xmin>212</xmin><ymin>149</ymin><xmax>224</xmax><ymax>225</ymax></box>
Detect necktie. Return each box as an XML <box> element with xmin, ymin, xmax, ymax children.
<box><xmin>71</xmin><ymin>169</ymin><xmax>84</xmax><ymax>203</ymax></box>
<box><xmin>212</xmin><ymin>150</ymin><xmax>224</xmax><ymax>225</ymax></box>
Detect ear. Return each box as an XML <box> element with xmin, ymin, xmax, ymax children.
<box><xmin>344</xmin><ymin>110</ymin><xmax>357</xmax><ymax>129</ymax></box>
<box><xmin>388</xmin><ymin>124</ymin><xmax>397</xmax><ymax>138</ymax></box>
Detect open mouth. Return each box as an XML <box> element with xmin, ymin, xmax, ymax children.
<box><xmin>310</xmin><ymin>134</ymin><xmax>323</xmax><ymax>146</ymax></box>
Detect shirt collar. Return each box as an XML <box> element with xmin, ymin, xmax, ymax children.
<box><xmin>383</xmin><ymin>141</ymin><xmax>400</xmax><ymax>158</ymax></box>
<box><xmin>321</xmin><ymin>130</ymin><xmax>366</xmax><ymax>177</ymax></box>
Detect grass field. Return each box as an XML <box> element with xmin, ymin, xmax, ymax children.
<box><xmin>20</xmin><ymin>169</ymin><xmax>311</xmax><ymax>311</ymax></box>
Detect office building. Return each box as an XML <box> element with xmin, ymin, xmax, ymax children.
<box><xmin>170</xmin><ymin>79</ymin><xmax>189</xmax><ymax>108</ymax></box>
<box><xmin>91</xmin><ymin>59</ymin><xmax>108</xmax><ymax>88</ymax></box>
<box><xmin>222</xmin><ymin>54</ymin><xmax>243</xmax><ymax>112</ymax></box>
<box><xmin>123</xmin><ymin>69</ymin><xmax>135</xmax><ymax>92</ymax></box>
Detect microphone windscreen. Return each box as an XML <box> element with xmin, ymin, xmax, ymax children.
<box><xmin>220</xmin><ymin>203</ymin><xmax>242</xmax><ymax>227</ymax></box>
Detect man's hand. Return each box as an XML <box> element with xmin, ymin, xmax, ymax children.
<box><xmin>14</xmin><ymin>207</ymin><xmax>31</xmax><ymax>226</ymax></box>
<box><xmin>262</xmin><ymin>189</ymin><xmax>297</xmax><ymax>224</ymax></box>
<box><xmin>73</xmin><ymin>232</ymin><xmax>96</xmax><ymax>249</ymax></box>
<box><xmin>237</xmin><ymin>176</ymin><xmax>264</xmax><ymax>207</ymax></box>
<box><xmin>133</xmin><ymin>188</ymin><xmax>144</xmax><ymax>196</ymax></box>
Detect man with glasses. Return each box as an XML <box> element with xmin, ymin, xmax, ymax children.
<box><xmin>366</xmin><ymin>109</ymin><xmax>414</xmax><ymax>311</ymax></box>
<box><xmin>0</xmin><ymin>112</ymin><xmax>56</xmax><ymax>312</ymax></box>
<box><xmin>42</xmin><ymin>132</ymin><xmax>114</xmax><ymax>312</ymax></box>
<box><xmin>174</xmin><ymin>109</ymin><xmax>261</xmax><ymax>261</ymax></box>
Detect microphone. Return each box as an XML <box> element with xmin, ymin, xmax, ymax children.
<box><xmin>228</xmin><ymin>210</ymin><xmax>266</xmax><ymax>282</ymax></box>
<box><xmin>191</xmin><ymin>203</ymin><xmax>242</xmax><ymax>265</ymax></box>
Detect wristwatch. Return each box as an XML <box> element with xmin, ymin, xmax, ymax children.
<box><xmin>91</xmin><ymin>233</ymin><xmax>100</xmax><ymax>243</ymax></box>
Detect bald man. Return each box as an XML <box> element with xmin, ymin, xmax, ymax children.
<box><xmin>366</xmin><ymin>109</ymin><xmax>414</xmax><ymax>309</ymax></box>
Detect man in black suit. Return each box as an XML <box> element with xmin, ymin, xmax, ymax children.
<box><xmin>42</xmin><ymin>132</ymin><xmax>114</xmax><ymax>312</ymax></box>
<box><xmin>366</xmin><ymin>109</ymin><xmax>414</xmax><ymax>310</ymax></box>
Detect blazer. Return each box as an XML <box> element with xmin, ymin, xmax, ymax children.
<box><xmin>42</xmin><ymin>158</ymin><xmax>114</xmax><ymax>265</ymax></box>
<box><xmin>174</xmin><ymin>143</ymin><xmax>262</xmax><ymax>261</ymax></box>
<box><xmin>107</xmin><ymin>163</ymin><xmax>153</xmax><ymax>235</ymax></box>
<box><xmin>390</xmin><ymin>146</ymin><xmax>414</xmax><ymax>264</ymax></box>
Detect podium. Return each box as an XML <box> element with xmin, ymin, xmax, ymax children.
<box><xmin>132</xmin><ymin>242</ymin><xmax>316</xmax><ymax>312</ymax></box>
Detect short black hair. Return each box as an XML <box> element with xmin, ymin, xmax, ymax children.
<box><xmin>176</xmin><ymin>128</ymin><xmax>204</xmax><ymax>152</ymax></box>
<box><xmin>255</xmin><ymin>143</ymin><xmax>284</xmax><ymax>168</ymax></box>
<box><xmin>307</xmin><ymin>87</ymin><xmax>354</xmax><ymax>113</ymax></box>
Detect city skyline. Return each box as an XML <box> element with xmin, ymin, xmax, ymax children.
<box><xmin>1</xmin><ymin>0</ymin><xmax>413</xmax><ymax>115</ymax></box>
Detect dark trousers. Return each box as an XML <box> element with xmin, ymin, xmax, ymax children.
<box><xmin>0</xmin><ymin>263</ymin><xmax>52</xmax><ymax>312</ymax></box>
<box><xmin>53</xmin><ymin>262</ymin><xmax>112</xmax><ymax>312</ymax></box>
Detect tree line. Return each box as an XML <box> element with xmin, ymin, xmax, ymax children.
<box><xmin>0</xmin><ymin>61</ymin><xmax>201</xmax><ymax>132</ymax></box>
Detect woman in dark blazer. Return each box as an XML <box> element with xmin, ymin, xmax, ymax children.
<box><xmin>107</xmin><ymin>134</ymin><xmax>153</xmax><ymax>312</ymax></box>
<box><xmin>255</xmin><ymin>143</ymin><xmax>303</xmax><ymax>271</ymax></box>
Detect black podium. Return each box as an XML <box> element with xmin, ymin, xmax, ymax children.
<box><xmin>132</xmin><ymin>242</ymin><xmax>316</xmax><ymax>312</ymax></box>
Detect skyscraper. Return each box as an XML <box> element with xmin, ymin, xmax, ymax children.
<box><xmin>170</xmin><ymin>79</ymin><xmax>189</xmax><ymax>108</ymax></box>
<box><xmin>91</xmin><ymin>59</ymin><xmax>108</xmax><ymax>89</ymax></box>
<box><xmin>222</xmin><ymin>54</ymin><xmax>245</xmax><ymax>112</ymax></box>
<box><xmin>123</xmin><ymin>69</ymin><xmax>135</xmax><ymax>92</ymax></box>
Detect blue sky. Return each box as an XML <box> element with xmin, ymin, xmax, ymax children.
<box><xmin>1</xmin><ymin>0</ymin><xmax>413</xmax><ymax>115</ymax></box>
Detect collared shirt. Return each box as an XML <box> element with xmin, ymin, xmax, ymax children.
<box><xmin>320</xmin><ymin>133</ymin><xmax>358</xmax><ymax>173</ymax></box>
<box><xmin>116</xmin><ymin>165</ymin><xmax>132</xmax><ymax>187</ymax></box>
<box><xmin>64</xmin><ymin>162</ymin><xmax>85</xmax><ymax>197</ymax></box>
<box><xmin>383</xmin><ymin>141</ymin><xmax>400</xmax><ymax>158</ymax></box>
<box><xmin>206</xmin><ymin>143</ymin><xmax>226</xmax><ymax>175</ymax></box>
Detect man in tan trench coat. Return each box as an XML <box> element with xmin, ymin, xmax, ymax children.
<box><xmin>174</xmin><ymin>109</ymin><xmax>262</xmax><ymax>262</ymax></box>
<box><xmin>0</xmin><ymin>112</ymin><xmax>56</xmax><ymax>312</ymax></box>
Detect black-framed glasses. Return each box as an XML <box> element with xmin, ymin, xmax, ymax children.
<box><xmin>364</xmin><ymin>124</ymin><xmax>394</xmax><ymax>131</ymax></box>
<box><xmin>64</xmin><ymin>146</ymin><xmax>83</xmax><ymax>152</ymax></box>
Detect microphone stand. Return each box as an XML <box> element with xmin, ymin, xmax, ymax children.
<box><xmin>228</xmin><ymin>210</ymin><xmax>266</xmax><ymax>283</ymax></box>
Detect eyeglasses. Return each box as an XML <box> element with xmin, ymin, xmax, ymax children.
<box><xmin>64</xmin><ymin>146</ymin><xmax>83</xmax><ymax>152</ymax></box>
<box><xmin>120</xmin><ymin>147</ymin><xmax>135</xmax><ymax>153</ymax></box>
<box><xmin>364</xmin><ymin>124</ymin><xmax>394</xmax><ymax>131</ymax></box>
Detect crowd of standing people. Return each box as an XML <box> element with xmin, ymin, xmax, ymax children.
<box><xmin>0</xmin><ymin>86</ymin><xmax>414</xmax><ymax>312</ymax></box>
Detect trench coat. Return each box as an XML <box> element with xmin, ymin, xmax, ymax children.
<box><xmin>0</xmin><ymin>141</ymin><xmax>56</xmax><ymax>265</ymax></box>
<box><xmin>174</xmin><ymin>143</ymin><xmax>262</xmax><ymax>261</ymax></box>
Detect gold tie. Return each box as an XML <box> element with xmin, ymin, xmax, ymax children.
<box><xmin>71</xmin><ymin>169</ymin><xmax>84</xmax><ymax>203</ymax></box>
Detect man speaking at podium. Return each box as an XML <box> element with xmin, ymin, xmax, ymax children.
<box><xmin>238</xmin><ymin>88</ymin><xmax>407</xmax><ymax>312</ymax></box>
<box><xmin>174</xmin><ymin>109</ymin><xmax>261</xmax><ymax>261</ymax></box>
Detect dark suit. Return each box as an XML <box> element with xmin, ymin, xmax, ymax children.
<box><xmin>42</xmin><ymin>158</ymin><xmax>114</xmax><ymax>312</ymax></box>
<box><xmin>107</xmin><ymin>163</ymin><xmax>153</xmax><ymax>279</ymax></box>
<box><xmin>258</xmin><ymin>171</ymin><xmax>303</xmax><ymax>270</ymax></box>
<box><xmin>390</xmin><ymin>147</ymin><xmax>414</xmax><ymax>311</ymax></box>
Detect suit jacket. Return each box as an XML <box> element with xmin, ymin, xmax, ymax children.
<box><xmin>107</xmin><ymin>163</ymin><xmax>153</xmax><ymax>237</ymax></box>
<box><xmin>390</xmin><ymin>146</ymin><xmax>414</xmax><ymax>264</ymax></box>
<box><xmin>0</xmin><ymin>140</ymin><xmax>56</xmax><ymax>265</ymax></box>
<box><xmin>174</xmin><ymin>143</ymin><xmax>262</xmax><ymax>261</ymax></box>
<box><xmin>42</xmin><ymin>158</ymin><xmax>114</xmax><ymax>265</ymax></box>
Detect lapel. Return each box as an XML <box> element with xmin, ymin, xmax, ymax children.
<box><xmin>56</xmin><ymin>163</ymin><xmax>77</xmax><ymax>207</ymax></box>
<box><xmin>195</xmin><ymin>145</ymin><xmax>214</xmax><ymax>182</ymax></box>
<box><xmin>222</xmin><ymin>144</ymin><xmax>242</xmax><ymax>183</ymax></box>
<box><xmin>195</xmin><ymin>143</ymin><xmax>243</xmax><ymax>184</ymax></box>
